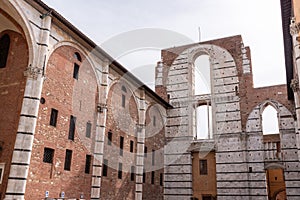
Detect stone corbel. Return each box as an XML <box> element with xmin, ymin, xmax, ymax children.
<box><xmin>23</xmin><ymin>65</ymin><xmax>43</xmax><ymax>80</ymax></box>
<box><xmin>290</xmin><ymin>78</ymin><xmax>299</xmax><ymax>92</ymax></box>
<box><xmin>290</xmin><ymin>17</ymin><xmax>300</xmax><ymax>36</ymax></box>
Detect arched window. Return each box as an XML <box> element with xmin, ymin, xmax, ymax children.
<box><xmin>0</xmin><ymin>34</ymin><xmax>10</xmax><ymax>68</ymax></box>
<box><xmin>74</xmin><ymin>52</ymin><xmax>82</xmax><ymax>62</ymax></box>
<box><xmin>121</xmin><ymin>85</ymin><xmax>127</xmax><ymax>107</ymax></box>
<box><xmin>194</xmin><ymin>55</ymin><xmax>211</xmax><ymax>95</ymax></box>
<box><xmin>262</xmin><ymin>105</ymin><xmax>279</xmax><ymax>134</ymax></box>
<box><xmin>196</xmin><ymin>105</ymin><xmax>212</xmax><ymax>139</ymax></box>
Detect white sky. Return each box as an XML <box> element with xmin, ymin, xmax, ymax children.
<box><xmin>43</xmin><ymin>0</ymin><xmax>286</xmax><ymax>88</ymax></box>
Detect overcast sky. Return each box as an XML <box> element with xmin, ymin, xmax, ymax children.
<box><xmin>43</xmin><ymin>0</ymin><xmax>286</xmax><ymax>88</ymax></box>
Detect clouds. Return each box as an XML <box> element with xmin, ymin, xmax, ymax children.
<box><xmin>43</xmin><ymin>0</ymin><xmax>286</xmax><ymax>87</ymax></box>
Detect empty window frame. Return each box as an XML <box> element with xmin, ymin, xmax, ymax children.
<box><xmin>118</xmin><ymin>163</ymin><xmax>123</xmax><ymax>179</ymax></box>
<box><xmin>121</xmin><ymin>85</ymin><xmax>127</xmax><ymax>108</ymax></box>
<box><xmin>107</xmin><ymin>131</ymin><xmax>112</xmax><ymax>145</ymax></box>
<box><xmin>74</xmin><ymin>52</ymin><xmax>82</xmax><ymax>62</ymax></box>
<box><xmin>130</xmin><ymin>166</ymin><xmax>135</xmax><ymax>181</ymax></box>
<box><xmin>0</xmin><ymin>34</ymin><xmax>10</xmax><ymax>68</ymax></box>
<box><xmin>143</xmin><ymin>169</ymin><xmax>146</xmax><ymax>183</ymax></box>
<box><xmin>120</xmin><ymin>136</ymin><xmax>124</xmax><ymax>156</ymax></box>
<box><xmin>160</xmin><ymin>173</ymin><xmax>163</xmax><ymax>186</ymax></box>
<box><xmin>50</xmin><ymin>108</ymin><xmax>58</xmax><ymax>127</ymax></box>
<box><xmin>102</xmin><ymin>159</ymin><xmax>108</xmax><ymax>177</ymax></box>
<box><xmin>152</xmin><ymin>150</ymin><xmax>155</xmax><ymax>166</ymax></box>
<box><xmin>262</xmin><ymin>105</ymin><xmax>279</xmax><ymax>135</ymax></box>
<box><xmin>85</xmin><ymin>155</ymin><xmax>92</xmax><ymax>174</ymax></box>
<box><xmin>130</xmin><ymin>140</ymin><xmax>134</xmax><ymax>153</ymax></box>
<box><xmin>151</xmin><ymin>171</ymin><xmax>155</xmax><ymax>184</ymax></box>
<box><xmin>199</xmin><ymin>159</ymin><xmax>208</xmax><ymax>175</ymax></box>
<box><xmin>64</xmin><ymin>149</ymin><xmax>72</xmax><ymax>171</ymax></box>
<box><xmin>86</xmin><ymin>122</ymin><xmax>92</xmax><ymax>138</ymax></box>
<box><xmin>43</xmin><ymin>148</ymin><xmax>54</xmax><ymax>164</ymax></box>
<box><xmin>144</xmin><ymin>146</ymin><xmax>147</xmax><ymax>157</ymax></box>
<box><xmin>68</xmin><ymin>115</ymin><xmax>76</xmax><ymax>140</ymax></box>
<box><xmin>73</xmin><ymin>63</ymin><xmax>79</xmax><ymax>80</ymax></box>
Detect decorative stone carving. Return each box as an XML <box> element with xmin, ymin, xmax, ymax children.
<box><xmin>290</xmin><ymin>17</ymin><xmax>300</xmax><ymax>36</ymax></box>
<box><xmin>97</xmin><ymin>103</ymin><xmax>107</xmax><ymax>113</ymax></box>
<box><xmin>290</xmin><ymin>78</ymin><xmax>299</xmax><ymax>92</ymax></box>
<box><xmin>23</xmin><ymin>65</ymin><xmax>43</xmax><ymax>79</ymax></box>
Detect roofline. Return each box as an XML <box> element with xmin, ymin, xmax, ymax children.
<box><xmin>25</xmin><ymin>0</ymin><xmax>172</xmax><ymax>108</ymax></box>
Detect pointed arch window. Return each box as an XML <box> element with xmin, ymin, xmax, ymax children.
<box><xmin>0</xmin><ymin>34</ymin><xmax>10</xmax><ymax>68</ymax></box>
<box><xmin>194</xmin><ymin>55</ymin><xmax>211</xmax><ymax>95</ymax></box>
<box><xmin>262</xmin><ymin>105</ymin><xmax>279</xmax><ymax>134</ymax></box>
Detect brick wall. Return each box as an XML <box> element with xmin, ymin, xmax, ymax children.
<box><xmin>25</xmin><ymin>45</ymin><xmax>98</xmax><ymax>199</ymax></box>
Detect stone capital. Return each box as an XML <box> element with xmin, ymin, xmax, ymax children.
<box><xmin>290</xmin><ymin>17</ymin><xmax>300</xmax><ymax>36</ymax></box>
<box><xmin>23</xmin><ymin>65</ymin><xmax>43</xmax><ymax>80</ymax></box>
<box><xmin>290</xmin><ymin>78</ymin><xmax>299</xmax><ymax>92</ymax></box>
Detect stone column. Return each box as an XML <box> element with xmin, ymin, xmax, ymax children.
<box><xmin>4</xmin><ymin>14</ymin><xmax>51</xmax><ymax>200</ymax></box>
<box><xmin>290</xmin><ymin>18</ymin><xmax>300</xmax><ymax>162</ymax></box>
<box><xmin>135</xmin><ymin>90</ymin><xmax>146</xmax><ymax>200</ymax></box>
<box><xmin>90</xmin><ymin>61</ymin><xmax>109</xmax><ymax>199</ymax></box>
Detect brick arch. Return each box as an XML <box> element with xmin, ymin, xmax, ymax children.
<box><xmin>0</xmin><ymin>29</ymin><xmax>29</xmax><ymax>199</ymax></box>
<box><xmin>246</xmin><ymin>100</ymin><xmax>294</xmax><ymax>133</ymax></box>
<box><xmin>107</xmin><ymin>79</ymin><xmax>139</xmax><ymax>134</ymax></box>
<box><xmin>0</xmin><ymin>2</ymin><xmax>35</xmax><ymax>66</ymax></box>
<box><xmin>48</xmin><ymin>41</ymin><xmax>101</xmax><ymax>86</ymax></box>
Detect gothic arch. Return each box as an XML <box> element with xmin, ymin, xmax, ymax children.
<box><xmin>246</xmin><ymin>100</ymin><xmax>294</xmax><ymax>133</ymax></box>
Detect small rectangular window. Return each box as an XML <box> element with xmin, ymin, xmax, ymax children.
<box><xmin>202</xmin><ymin>195</ymin><xmax>212</xmax><ymax>200</ymax></box>
<box><xmin>50</xmin><ymin>108</ymin><xmax>58</xmax><ymax>127</ymax></box>
<box><xmin>200</xmin><ymin>160</ymin><xmax>208</xmax><ymax>175</ymax></box>
<box><xmin>0</xmin><ymin>163</ymin><xmax>4</xmax><ymax>184</ymax></box>
<box><xmin>64</xmin><ymin>149</ymin><xmax>72</xmax><ymax>171</ymax></box>
<box><xmin>130</xmin><ymin>166</ymin><xmax>135</xmax><ymax>181</ymax></box>
<box><xmin>73</xmin><ymin>63</ymin><xmax>79</xmax><ymax>80</ymax></box>
<box><xmin>43</xmin><ymin>148</ymin><xmax>54</xmax><ymax>164</ymax></box>
<box><xmin>86</xmin><ymin>122</ymin><xmax>92</xmax><ymax>138</ymax></box>
<box><xmin>143</xmin><ymin>169</ymin><xmax>146</xmax><ymax>183</ymax></box>
<box><xmin>68</xmin><ymin>115</ymin><xmax>76</xmax><ymax>140</ymax></box>
<box><xmin>85</xmin><ymin>155</ymin><xmax>92</xmax><ymax>174</ymax></box>
<box><xmin>121</xmin><ymin>94</ymin><xmax>126</xmax><ymax>107</ymax></box>
<box><xmin>153</xmin><ymin>116</ymin><xmax>156</xmax><ymax>126</ymax></box>
<box><xmin>108</xmin><ymin>131</ymin><xmax>112</xmax><ymax>145</ymax></box>
<box><xmin>160</xmin><ymin>173</ymin><xmax>163</xmax><ymax>186</ymax></box>
<box><xmin>118</xmin><ymin>163</ymin><xmax>123</xmax><ymax>179</ymax></box>
<box><xmin>102</xmin><ymin>159</ymin><xmax>108</xmax><ymax>177</ymax></box>
<box><xmin>144</xmin><ymin>146</ymin><xmax>147</xmax><ymax>157</ymax></box>
<box><xmin>152</xmin><ymin>150</ymin><xmax>155</xmax><ymax>166</ymax></box>
<box><xmin>130</xmin><ymin>140</ymin><xmax>134</xmax><ymax>153</ymax></box>
<box><xmin>120</xmin><ymin>136</ymin><xmax>124</xmax><ymax>156</ymax></box>
<box><xmin>151</xmin><ymin>171</ymin><xmax>155</xmax><ymax>184</ymax></box>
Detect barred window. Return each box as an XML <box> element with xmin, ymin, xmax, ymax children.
<box><xmin>43</xmin><ymin>148</ymin><xmax>54</xmax><ymax>163</ymax></box>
